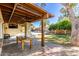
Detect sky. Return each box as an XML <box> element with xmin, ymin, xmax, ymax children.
<box><xmin>32</xmin><ymin>3</ymin><xmax>63</xmax><ymax>28</ymax></box>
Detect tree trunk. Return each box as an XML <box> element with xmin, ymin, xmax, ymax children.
<box><xmin>71</xmin><ymin>20</ymin><xmax>79</xmax><ymax>46</ymax></box>
<box><xmin>63</xmin><ymin>4</ymin><xmax>79</xmax><ymax>46</ymax></box>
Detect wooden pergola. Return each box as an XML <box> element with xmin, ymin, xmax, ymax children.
<box><xmin>0</xmin><ymin>3</ymin><xmax>54</xmax><ymax>47</ymax></box>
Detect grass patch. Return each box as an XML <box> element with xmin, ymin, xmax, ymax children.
<box><xmin>46</xmin><ymin>34</ymin><xmax>71</xmax><ymax>45</ymax></box>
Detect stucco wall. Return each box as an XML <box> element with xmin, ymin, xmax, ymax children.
<box><xmin>0</xmin><ymin>23</ymin><xmax>3</xmax><ymax>39</ymax></box>
<box><xmin>0</xmin><ymin>9</ymin><xmax>4</xmax><ymax>39</ymax></box>
<box><xmin>3</xmin><ymin>23</ymin><xmax>23</xmax><ymax>36</ymax></box>
<box><xmin>3</xmin><ymin>22</ymin><xmax>31</xmax><ymax>37</ymax></box>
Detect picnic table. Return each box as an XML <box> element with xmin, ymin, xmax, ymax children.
<box><xmin>16</xmin><ymin>36</ymin><xmax>33</xmax><ymax>50</ymax></box>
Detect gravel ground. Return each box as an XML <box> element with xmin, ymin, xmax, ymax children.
<box><xmin>1</xmin><ymin>39</ymin><xmax>79</xmax><ymax>56</ymax></box>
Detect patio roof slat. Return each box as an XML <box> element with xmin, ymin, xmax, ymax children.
<box><xmin>25</xmin><ymin>3</ymin><xmax>47</xmax><ymax>14</ymax></box>
<box><xmin>18</xmin><ymin>3</ymin><xmax>44</xmax><ymax>15</ymax></box>
<box><xmin>17</xmin><ymin>4</ymin><xmax>42</xmax><ymax>17</ymax></box>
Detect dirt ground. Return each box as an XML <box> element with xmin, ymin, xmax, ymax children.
<box><xmin>1</xmin><ymin>39</ymin><xmax>79</xmax><ymax>56</ymax></box>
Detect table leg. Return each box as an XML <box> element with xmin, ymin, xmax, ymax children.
<box><xmin>16</xmin><ymin>37</ymin><xmax>18</xmax><ymax>44</ymax></box>
<box><xmin>30</xmin><ymin>39</ymin><xmax>32</xmax><ymax>49</ymax></box>
<box><xmin>22</xmin><ymin>40</ymin><xmax>25</xmax><ymax>50</ymax></box>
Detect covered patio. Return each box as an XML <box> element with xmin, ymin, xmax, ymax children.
<box><xmin>0</xmin><ymin>3</ymin><xmax>54</xmax><ymax>55</ymax></box>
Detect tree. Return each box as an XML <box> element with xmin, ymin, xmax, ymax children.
<box><xmin>48</xmin><ymin>19</ymin><xmax>71</xmax><ymax>31</ymax></box>
<box><xmin>62</xmin><ymin>3</ymin><xmax>79</xmax><ymax>46</ymax></box>
<box><xmin>40</xmin><ymin>3</ymin><xmax>46</xmax><ymax>7</ymax></box>
<box><xmin>73</xmin><ymin>4</ymin><xmax>79</xmax><ymax>18</ymax></box>
<box><xmin>48</xmin><ymin>23</ymin><xmax>58</xmax><ymax>30</ymax></box>
<box><xmin>60</xmin><ymin>8</ymin><xmax>68</xmax><ymax>17</ymax></box>
<box><xmin>59</xmin><ymin>19</ymin><xmax>71</xmax><ymax>30</ymax></box>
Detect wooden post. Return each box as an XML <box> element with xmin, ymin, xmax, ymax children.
<box><xmin>25</xmin><ymin>22</ymin><xmax>27</xmax><ymax>39</ymax></box>
<box><xmin>16</xmin><ymin>37</ymin><xmax>18</xmax><ymax>44</ymax></box>
<box><xmin>8</xmin><ymin>3</ymin><xmax>18</xmax><ymax>23</ymax></box>
<box><xmin>41</xmin><ymin>14</ymin><xmax>48</xmax><ymax>47</ymax></box>
<box><xmin>41</xmin><ymin>18</ymin><xmax>44</xmax><ymax>47</ymax></box>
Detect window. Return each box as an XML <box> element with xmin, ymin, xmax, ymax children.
<box><xmin>8</xmin><ymin>24</ymin><xmax>18</xmax><ymax>28</ymax></box>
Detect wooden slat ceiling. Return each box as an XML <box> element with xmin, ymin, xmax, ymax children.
<box><xmin>0</xmin><ymin>3</ymin><xmax>54</xmax><ymax>24</ymax></box>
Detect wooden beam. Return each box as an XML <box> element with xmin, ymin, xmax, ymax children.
<box><xmin>2</xmin><ymin>11</ymin><xmax>31</xmax><ymax>24</ymax></box>
<box><xmin>9</xmin><ymin>3</ymin><xmax>18</xmax><ymax>23</ymax></box>
<box><xmin>15</xmin><ymin>8</ymin><xmax>37</xmax><ymax>18</ymax></box>
<box><xmin>2</xmin><ymin>11</ymin><xmax>32</xmax><ymax>21</ymax></box>
<box><xmin>0</xmin><ymin>5</ymin><xmax>12</xmax><ymax>12</ymax></box>
<box><xmin>11</xmin><ymin>14</ymin><xmax>31</xmax><ymax>23</ymax></box>
<box><xmin>31</xmin><ymin>13</ymin><xmax>53</xmax><ymax>22</ymax></box>
<box><xmin>18</xmin><ymin>3</ymin><xmax>43</xmax><ymax>15</ymax></box>
<box><xmin>17</xmin><ymin>5</ymin><xmax>41</xmax><ymax>17</ymax></box>
<box><xmin>0</xmin><ymin>3</ymin><xmax>14</xmax><ymax>9</ymax></box>
<box><xmin>11</xmin><ymin>16</ymin><xmax>25</xmax><ymax>24</ymax></box>
<box><xmin>1</xmin><ymin>7</ymin><xmax>35</xmax><ymax>18</ymax></box>
<box><xmin>25</xmin><ymin>3</ymin><xmax>47</xmax><ymax>14</ymax></box>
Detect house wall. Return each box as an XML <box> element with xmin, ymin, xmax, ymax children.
<box><xmin>3</xmin><ymin>22</ymin><xmax>31</xmax><ymax>37</ymax></box>
<box><xmin>3</xmin><ymin>23</ymin><xmax>23</xmax><ymax>36</ymax></box>
<box><xmin>0</xmin><ymin>23</ymin><xmax>3</xmax><ymax>39</ymax></box>
<box><xmin>0</xmin><ymin>9</ymin><xmax>4</xmax><ymax>39</ymax></box>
